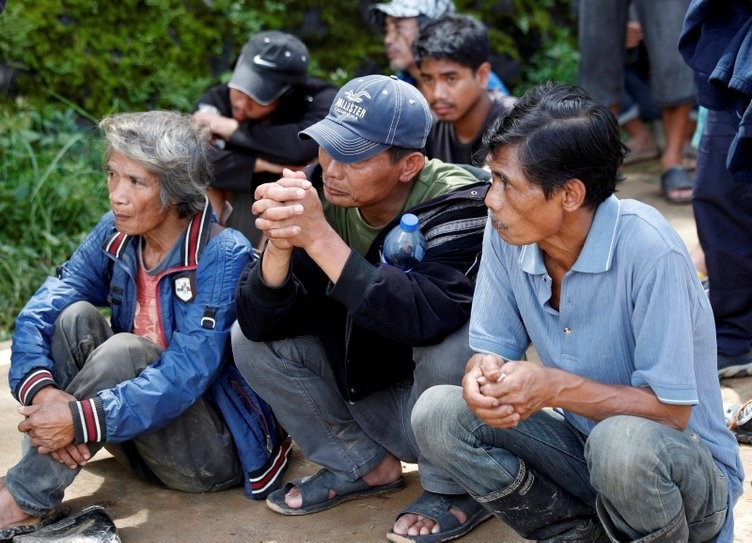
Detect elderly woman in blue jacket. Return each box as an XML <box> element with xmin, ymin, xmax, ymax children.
<box><xmin>0</xmin><ymin>111</ymin><xmax>252</xmax><ymax>531</ymax></box>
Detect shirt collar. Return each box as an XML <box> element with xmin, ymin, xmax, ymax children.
<box><xmin>519</xmin><ymin>195</ymin><xmax>620</xmax><ymax>275</ymax></box>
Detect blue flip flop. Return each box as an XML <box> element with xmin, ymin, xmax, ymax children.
<box><xmin>265</xmin><ymin>468</ymin><xmax>404</xmax><ymax>516</ymax></box>
<box><xmin>386</xmin><ymin>491</ymin><xmax>493</xmax><ymax>543</ymax></box>
<box><xmin>661</xmin><ymin>166</ymin><xmax>693</xmax><ymax>204</ymax></box>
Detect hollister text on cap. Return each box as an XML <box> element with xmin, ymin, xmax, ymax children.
<box><xmin>228</xmin><ymin>31</ymin><xmax>309</xmax><ymax>105</ymax></box>
<box><xmin>300</xmin><ymin>74</ymin><xmax>432</xmax><ymax>164</ymax></box>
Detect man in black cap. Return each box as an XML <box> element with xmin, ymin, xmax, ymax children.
<box><xmin>193</xmin><ymin>30</ymin><xmax>337</xmax><ymax>245</ymax></box>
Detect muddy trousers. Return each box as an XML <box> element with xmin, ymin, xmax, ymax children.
<box><xmin>5</xmin><ymin>302</ymin><xmax>242</xmax><ymax>517</ymax></box>
<box><xmin>413</xmin><ymin>385</ymin><xmax>729</xmax><ymax>542</ymax></box>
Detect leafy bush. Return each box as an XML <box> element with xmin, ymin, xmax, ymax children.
<box><xmin>0</xmin><ymin>0</ymin><xmax>379</xmax><ymax>116</ymax></box>
<box><xmin>0</xmin><ymin>102</ymin><xmax>107</xmax><ymax>339</ymax></box>
<box><xmin>0</xmin><ymin>1</ymin><xmax>577</xmax><ymax>116</ymax></box>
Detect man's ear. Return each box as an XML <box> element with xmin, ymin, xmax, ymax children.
<box><xmin>398</xmin><ymin>152</ymin><xmax>426</xmax><ymax>183</ymax></box>
<box><xmin>561</xmin><ymin>178</ymin><xmax>587</xmax><ymax>211</ymax></box>
<box><xmin>476</xmin><ymin>62</ymin><xmax>491</xmax><ymax>89</ymax></box>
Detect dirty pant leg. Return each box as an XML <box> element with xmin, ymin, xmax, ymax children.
<box><xmin>412</xmin><ymin>385</ymin><xmax>596</xmax><ymax>505</ymax></box>
<box><xmin>586</xmin><ymin>415</ymin><xmax>728</xmax><ymax>541</ymax></box>
<box><xmin>65</xmin><ymin>331</ymin><xmax>240</xmax><ymax>492</ymax></box>
<box><xmin>7</xmin><ymin>303</ymin><xmax>240</xmax><ymax>515</ymax></box>
<box><xmin>347</xmin><ymin>321</ymin><xmax>473</xmax><ymax>495</ymax></box>
<box><xmin>231</xmin><ymin>323</ymin><xmax>387</xmax><ymax>482</ymax></box>
<box><xmin>60</xmin><ymin>303</ymin><xmax>240</xmax><ymax>492</ymax></box>
<box><xmin>5</xmin><ymin>301</ymin><xmax>116</xmax><ymax>515</ymax></box>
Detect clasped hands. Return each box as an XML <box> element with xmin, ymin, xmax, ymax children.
<box><xmin>252</xmin><ymin>168</ymin><xmax>328</xmax><ymax>251</ymax></box>
<box><xmin>462</xmin><ymin>353</ymin><xmax>550</xmax><ymax>428</ymax></box>
<box><xmin>17</xmin><ymin>387</ymin><xmax>90</xmax><ymax>469</ymax></box>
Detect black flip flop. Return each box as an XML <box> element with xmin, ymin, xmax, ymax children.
<box><xmin>266</xmin><ymin>468</ymin><xmax>404</xmax><ymax>516</ymax></box>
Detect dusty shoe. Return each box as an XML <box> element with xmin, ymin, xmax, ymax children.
<box><xmin>724</xmin><ymin>400</ymin><xmax>752</xmax><ymax>444</ymax></box>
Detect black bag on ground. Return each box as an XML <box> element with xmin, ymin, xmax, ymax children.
<box><xmin>12</xmin><ymin>505</ymin><xmax>120</xmax><ymax>542</ymax></box>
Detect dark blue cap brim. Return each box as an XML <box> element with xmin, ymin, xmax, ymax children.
<box><xmin>300</xmin><ymin>118</ymin><xmax>390</xmax><ymax>164</ymax></box>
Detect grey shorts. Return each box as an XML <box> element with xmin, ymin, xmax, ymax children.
<box><xmin>578</xmin><ymin>0</ymin><xmax>695</xmax><ymax>107</ymax></box>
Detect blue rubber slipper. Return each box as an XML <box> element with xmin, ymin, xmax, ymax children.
<box><xmin>386</xmin><ymin>491</ymin><xmax>493</xmax><ymax>543</ymax></box>
<box><xmin>265</xmin><ymin>468</ymin><xmax>404</xmax><ymax>516</ymax></box>
<box><xmin>661</xmin><ymin>166</ymin><xmax>693</xmax><ymax>204</ymax></box>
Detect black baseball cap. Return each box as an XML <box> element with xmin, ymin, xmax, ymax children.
<box><xmin>228</xmin><ymin>31</ymin><xmax>309</xmax><ymax>105</ymax></box>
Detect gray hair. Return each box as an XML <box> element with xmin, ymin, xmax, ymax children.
<box><xmin>99</xmin><ymin>111</ymin><xmax>212</xmax><ymax>218</ymax></box>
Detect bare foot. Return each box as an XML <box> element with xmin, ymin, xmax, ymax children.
<box><xmin>0</xmin><ymin>478</ymin><xmax>37</xmax><ymax>529</ymax></box>
<box><xmin>283</xmin><ymin>454</ymin><xmax>402</xmax><ymax>509</ymax></box>
<box><xmin>392</xmin><ymin>507</ymin><xmax>467</xmax><ymax>537</ymax></box>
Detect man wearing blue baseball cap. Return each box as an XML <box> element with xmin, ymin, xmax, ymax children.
<box><xmin>232</xmin><ymin>74</ymin><xmax>493</xmax><ymax>541</ymax></box>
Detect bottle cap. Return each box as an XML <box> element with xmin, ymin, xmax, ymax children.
<box><xmin>400</xmin><ymin>213</ymin><xmax>419</xmax><ymax>232</ymax></box>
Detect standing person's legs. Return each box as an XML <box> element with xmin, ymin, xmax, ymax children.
<box><xmin>694</xmin><ymin>110</ymin><xmax>752</xmax><ymax>376</ymax></box>
<box><xmin>578</xmin><ymin>0</ymin><xmax>629</xmax><ymax>106</ymax></box>
<box><xmin>635</xmin><ymin>0</ymin><xmax>696</xmax><ymax>202</ymax></box>
<box><xmin>587</xmin><ymin>416</ymin><xmax>728</xmax><ymax>541</ymax></box>
<box><xmin>412</xmin><ymin>385</ymin><xmax>603</xmax><ymax>540</ymax></box>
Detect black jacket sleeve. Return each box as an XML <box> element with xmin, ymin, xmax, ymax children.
<box><xmin>226</xmin><ymin>78</ymin><xmax>338</xmax><ymax>165</ymax></box>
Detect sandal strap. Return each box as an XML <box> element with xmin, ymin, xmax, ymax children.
<box><xmin>396</xmin><ymin>491</ymin><xmax>483</xmax><ymax>532</ymax></box>
<box><xmin>290</xmin><ymin>469</ymin><xmax>370</xmax><ymax>508</ymax></box>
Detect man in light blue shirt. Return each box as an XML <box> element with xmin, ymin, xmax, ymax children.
<box><xmin>411</xmin><ymin>82</ymin><xmax>743</xmax><ymax>541</ymax></box>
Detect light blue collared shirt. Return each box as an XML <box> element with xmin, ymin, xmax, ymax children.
<box><xmin>470</xmin><ymin>195</ymin><xmax>742</xmax><ymax>536</ymax></box>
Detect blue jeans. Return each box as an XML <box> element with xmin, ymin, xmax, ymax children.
<box><xmin>5</xmin><ymin>302</ymin><xmax>241</xmax><ymax>516</ymax></box>
<box><xmin>413</xmin><ymin>385</ymin><xmax>729</xmax><ymax>541</ymax></box>
<box><xmin>231</xmin><ymin>320</ymin><xmax>473</xmax><ymax>494</ymax></box>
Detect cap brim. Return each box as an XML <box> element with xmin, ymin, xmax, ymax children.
<box><xmin>300</xmin><ymin>118</ymin><xmax>390</xmax><ymax>164</ymax></box>
<box><xmin>228</xmin><ymin>62</ymin><xmax>289</xmax><ymax>106</ymax></box>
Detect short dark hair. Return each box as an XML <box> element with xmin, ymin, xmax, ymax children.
<box><xmin>386</xmin><ymin>146</ymin><xmax>421</xmax><ymax>164</ymax></box>
<box><xmin>485</xmin><ymin>82</ymin><xmax>627</xmax><ymax>209</ymax></box>
<box><xmin>413</xmin><ymin>13</ymin><xmax>489</xmax><ymax>72</ymax></box>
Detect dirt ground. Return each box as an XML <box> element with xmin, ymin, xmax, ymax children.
<box><xmin>1</xmin><ymin>161</ymin><xmax>750</xmax><ymax>542</ymax></box>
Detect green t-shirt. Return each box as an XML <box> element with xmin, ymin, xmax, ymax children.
<box><xmin>322</xmin><ymin>158</ymin><xmax>480</xmax><ymax>256</ymax></box>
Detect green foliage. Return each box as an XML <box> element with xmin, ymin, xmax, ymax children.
<box><xmin>456</xmin><ymin>0</ymin><xmax>579</xmax><ymax>93</ymax></box>
<box><xmin>0</xmin><ymin>0</ymin><xmax>289</xmax><ymax>116</ymax></box>
<box><xmin>524</xmin><ymin>26</ymin><xmax>580</xmax><ymax>90</ymax></box>
<box><xmin>0</xmin><ymin>101</ymin><xmax>107</xmax><ymax>339</ymax></box>
<box><xmin>1</xmin><ymin>1</ymin><xmax>577</xmax><ymax>115</ymax></box>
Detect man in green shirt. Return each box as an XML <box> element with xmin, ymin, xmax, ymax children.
<box><xmin>232</xmin><ymin>74</ymin><xmax>494</xmax><ymax>541</ymax></box>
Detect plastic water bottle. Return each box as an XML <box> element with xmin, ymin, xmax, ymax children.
<box><xmin>381</xmin><ymin>213</ymin><xmax>426</xmax><ymax>272</ymax></box>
